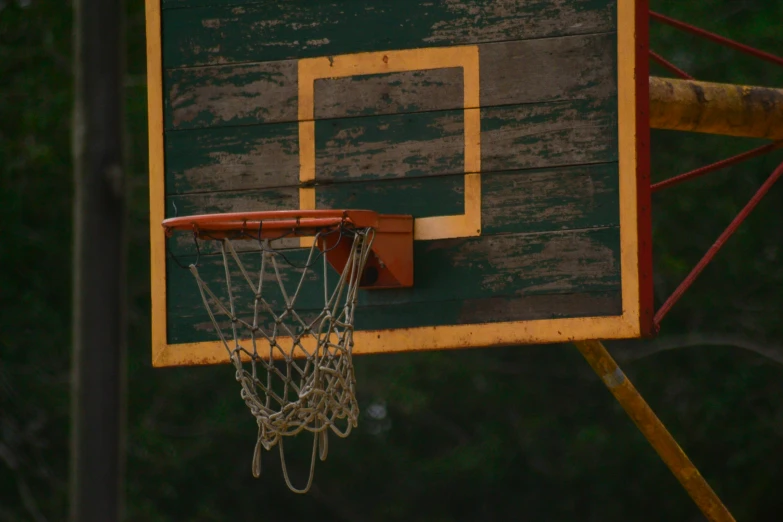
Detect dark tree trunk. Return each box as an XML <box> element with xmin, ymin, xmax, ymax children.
<box><xmin>70</xmin><ymin>0</ymin><xmax>126</xmax><ymax>519</ymax></box>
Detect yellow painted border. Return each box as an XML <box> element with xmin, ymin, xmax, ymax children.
<box><xmin>149</xmin><ymin>0</ymin><xmax>642</xmax><ymax>366</ymax></box>
<box><xmin>297</xmin><ymin>46</ymin><xmax>482</xmax><ymax>242</ymax></box>
<box><xmin>616</xmin><ymin>0</ymin><xmax>641</xmax><ymax>337</ymax></box>
<box><xmin>146</xmin><ymin>0</ymin><xmax>169</xmax><ymax>365</ymax></box>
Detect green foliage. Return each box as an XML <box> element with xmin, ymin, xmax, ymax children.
<box><xmin>2</xmin><ymin>0</ymin><xmax>783</xmax><ymax>520</ymax></box>
<box><xmin>1</xmin><ymin>1</ymin><xmax>72</xmax><ymax>520</ymax></box>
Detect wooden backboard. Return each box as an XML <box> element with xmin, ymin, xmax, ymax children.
<box><xmin>146</xmin><ymin>0</ymin><xmax>652</xmax><ymax>367</ymax></box>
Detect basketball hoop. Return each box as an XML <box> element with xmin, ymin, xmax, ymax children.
<box><xmin>162</xmin><ymin>210</ymin><xmax>413</xmax><ymax>493</ymax></box>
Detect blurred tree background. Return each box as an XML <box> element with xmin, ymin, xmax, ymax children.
<box><xmin>2</xmin><ymin>0</ymin><xmax>783</xmax><ymax>520</ymax></box>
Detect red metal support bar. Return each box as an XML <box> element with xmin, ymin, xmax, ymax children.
<box><xmin>654</xmin><ymin>160</ymin><xmax>783</xmax><ymax>326</ymax></box>
<box><xmin>650</xmin><ymin>11</ymin><xmax>783</xmax><ymax>68</ymax></box>
<box><xmin>650</xmin><ymin>50</ymin><xmax>694</xmax><ymax>80</ymax></box>
<box><xmin>651</xmin><ymin>141</ymin><xmax>783</xmax><ymax>193</ymax></box>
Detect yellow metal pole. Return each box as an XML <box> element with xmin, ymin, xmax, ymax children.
<box><xmin>573</xmin><ymin>340</ymin><xmax>735</xmax><ymax>522</ymax></box>
<box><xmin>650</xmin><ymin>76</ymin><xmax>783</xmax><ymax>140</ymax></box>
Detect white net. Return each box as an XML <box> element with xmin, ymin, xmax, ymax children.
<box><xmin>185</xmin><ymin>225</ymin><xmax>375</xmax><ymax>493</ymax></box>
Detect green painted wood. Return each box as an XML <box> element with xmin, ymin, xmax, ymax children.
<box><xmin>478</xmin><ymin>32</ymin><xmax>617</xmax><ymax>107</ymax></box>
<box><xmin>157</xmin><ymin>0</ymin><xmax>630</xmax><ymax>347</ymax></box>
<box><xmin>317</xmin><ymin>176</ymin><xmax>463</xmax><ymax>218</ymax></box>
<box><xmin>165</xmin><ymin>187</ymin><xmax>296</xmax><ymax>220</ymax></box>
<box><xmin>166</xmin><ymin>97</ymin><xmax>617</xmax><ymax>194</ymax></box>
<box><xmin>168</xmin><ymin>292</ymin><xmax>623</xmax><ymax>344</ymax></box>
<box><xmin>455</xmin><ymin>293</ymin><xmax>622</xmax><ymax>325</ymax></box>
<box><xmin>164</xmin><ymin>34</ymin><xmax>616</xmax><ymax>131</ymax></box>
<box><xmin>161</xmin><ymin>0</ymin><xmax>615</xmax><ymax>67</ymax></box>
<box><xmin>315</xmin><ymin>110</ymin><xmax>464</xmax><ymax>182</ymax></box>
<box><xmin>314</xmin><ymin>69</ymin><xmax>464</xmax><ymax>121</ymax></box>
<box><xmin>164</xmin><ymin>60</ymin><xmax>298</xmax><ymax>130</ymax></box>
<box><xmin>166</xmin><ymin>227</ymin><xmax>621</xmax><ymax>310</ymax></box>
<box><xmin>164</xmin><ymin>162</ymin><xmax>619</xmax><ymax>255</ymax></box>
<box><xmin>164</xmin><ymin>120</ymin><xmax>299</xmax><ymax>195</ymax></box>
<box><xmin>166</xmin><ymin>226</ymin><xmax>621</xmax><ymax>343</ymax></box>
<box><xmin>166</xmin><ymin>173</ymin><xmax>463</xmax><ymax>229</ymax></box>
<box><xmin>165</xmin><ymin>174</ymin><xmax>464</xmax><ymax>256</ymax></box>
<box><xmin>481</xmin><ymin>97</ymin><xmax>617</xmax><ymax>173</ymax></box>
<box><xmin>481</xmin><ymin>163</ymin><xmax>619</xmax><ymax>233</ymax></box>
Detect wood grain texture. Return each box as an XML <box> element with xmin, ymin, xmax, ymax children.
<box><xmin>164</xmin><ymin>34</ymin><xmax>616</xmax><ymax>131</ymax></box>
<box><xmin>315</xmin><ymin>110</ymin><xmax>465</xmax><ymax>182</ymax></box>
<box><xmin>481</xmin><ymin>163</ymin><xmax>619</xmax><ymax>233</ymax></box>
<box><xmin>478</xmin><ymin>32</ymin><xmax>616</xmax><ymax>107</ymax></box>
<box><xmin>165</xmin><ymin>121</ymin><xmax>299</xmax><ymax>194</ymax></box>
<box><xmin>166</xmin><ymin>226</ymin><xmax>621</xmax><ymax>343</ymax></box>
<box><xmin>314</xmin><ymin>68</ymin><xmax>464</xmax><ymax>120</ymax></box>
<box><xmin>481</xmin><ymin>97</ymin><xmax>617</xmax><ymax>172</ymax></box>
<box><xmin>165</xmin><ymin>174</ymin><xmax>464</xmax><ymax>255</ymax></box>
<box><xmin>457</xmin><ymin>293</ymin><xmax>622</xmax><ymax>324</ymax></box>
<box><xmin>161</xmin><ymin>0</ymin><xmax>615</xmax><ymax>67</ymax></box>
<box><xmin>165</xmin><ymin>60</ymin><xmax>298</xmax><ymax>129</ymax></box>
<box><xmin>166</xmin><ymin>175</ymin><xmax>463</xmax><ymax>228</ymax></box>
<box><xmin>169</xmin><ymin>293</ymin><xmax>623</xmax><ymax>344</ymax></box>
<box><xmin>165</xmin><ymin>162</ymin><xmax>619</xmax><ymax>254</ymax></box>
<box><xmin>166</xmin><ymin>97</ymin><xmax>616</xmax><ymax>194</ymax></box>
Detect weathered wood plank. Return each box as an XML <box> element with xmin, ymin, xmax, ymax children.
<box><xmin>164</xmin><ymin>120</ymin><xmax>299</xmax><ymax>194</ymax></box>
<box><xmin>166</xmin><ymin>176</ymin><xmax>464</xmax><ymax>222</ymax></box>
<box><xmin>161</xmin><ymin>0</ymin><xmax>615</xmax><ymax>67</ymax></box>
<box><xmin>379</xmin><ymin>227</ymin><xmax>621</xmax><ymax>305</ymax></box>
<box><xmin>478</xmin><ymin>32</ymin><xmax>616</xmax><ymax>107</ymax></box>
<box><xmin>314</xmin><ymin>69</ymin><xmax>465</xmax><ymax>121</ymax></box>
<box><xmin>166</xmin><ymin>97</ymin><xmax>617</xmax><ymax>194</ymax></box>
<box><xmin>167</xmin><ymin>226</ymin><xmax>620</xmax><ymax>309</ymax></box>
<box><xmin>168</xmin><ymin>292</ymin><xmax>623</xmax><ymax>344</ymax></box>
<box><xmin>156</xmin><ymin>0</ymin><xmax>636</xmax><ymax>351</ymax></box>
<box><xmin>481</xmin><ymin>163</ymin><xmax>619</xmax><ymax>233</ymax></box>
<box><xmin>165</xmin><ymin>60</ymin><xmax>298</xmax><ymax>130</ymax></box>
<box><xmin>164</xmin><ymin>34</ymin><xmax>616</xmax><ymax>131</ymax></box>
<box><xmin>165</xmin><ymin>186</ymin><xmax>297</xmax><ymax>220</ymax></box>
<box><xmin>166</xmin><ymin>225</ymin><xmax>621</xmax><ymax>342</ymax></box>
<box><xmin>164</xmin><ymin>185</ymin><xmax>302</xmax><ymax>252</ymax></box>
<box><xmin>456</xmin><ymin>293</ymin><xmax>622</xmax><ymax>324</ymax></box>
<box><xmin>481</xmin><ymin>97</ymin><xmax>617</xmax><ymax>173</ymax></box>
<box><xmin>315</xmin><ymin>110</ymin><xmax>464</xmax><ymax>182</ymax></box>
<box><xmin>317</xmin><ymin>176</ymin><xmax>464</xmax><ymax>218</ymax></box>
<box><xmin>165</xmin><ymin>162</ymin><xmax>619</xmax><ymax>254</ymax></box>
<box><xmin>165</xmin><ymin>174</ymin><xmax>465</xmax><ymax>255</ymax></box>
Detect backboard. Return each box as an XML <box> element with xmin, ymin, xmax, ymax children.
<box><xmin>146</xmin><ymin>0</ymin><xmax>652</xmax><ymax>367</ymax></box>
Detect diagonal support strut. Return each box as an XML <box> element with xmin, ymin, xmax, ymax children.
<box><xmin>573</xmin><ymin>340</ymin><xmax>736</xmax><ymax>522</ymax></box>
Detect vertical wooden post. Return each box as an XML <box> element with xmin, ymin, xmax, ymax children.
<box><xmin>70</xmin><ymin>0</ymin><xmax>126</xmax><ymax>518</ymax></box>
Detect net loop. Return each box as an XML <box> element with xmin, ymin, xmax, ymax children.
<box><xmin>184</xmin><ymin>221</ymin><xmax>374</xmax><ymax>493</ymax></box>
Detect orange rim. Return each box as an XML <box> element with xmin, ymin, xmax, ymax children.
<box><xmin>162</xmin><ymin>209</ymin><xmax>380</xmax><ymax>239</ymax></box>
<box><xmin>162</xmin><ymin>209</ymin><xmax>415</xmax><ymax>289</ymax></box>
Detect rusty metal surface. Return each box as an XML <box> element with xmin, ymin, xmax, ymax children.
<box><xmin>573</xmin><ymin>340</ymin><xmax>736</xmax><ymax>522</ymax></box>
<box><xmin>650</xmin><ymin>76</ymin><xmax>783</xmax><ymax>140</ymax></box>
